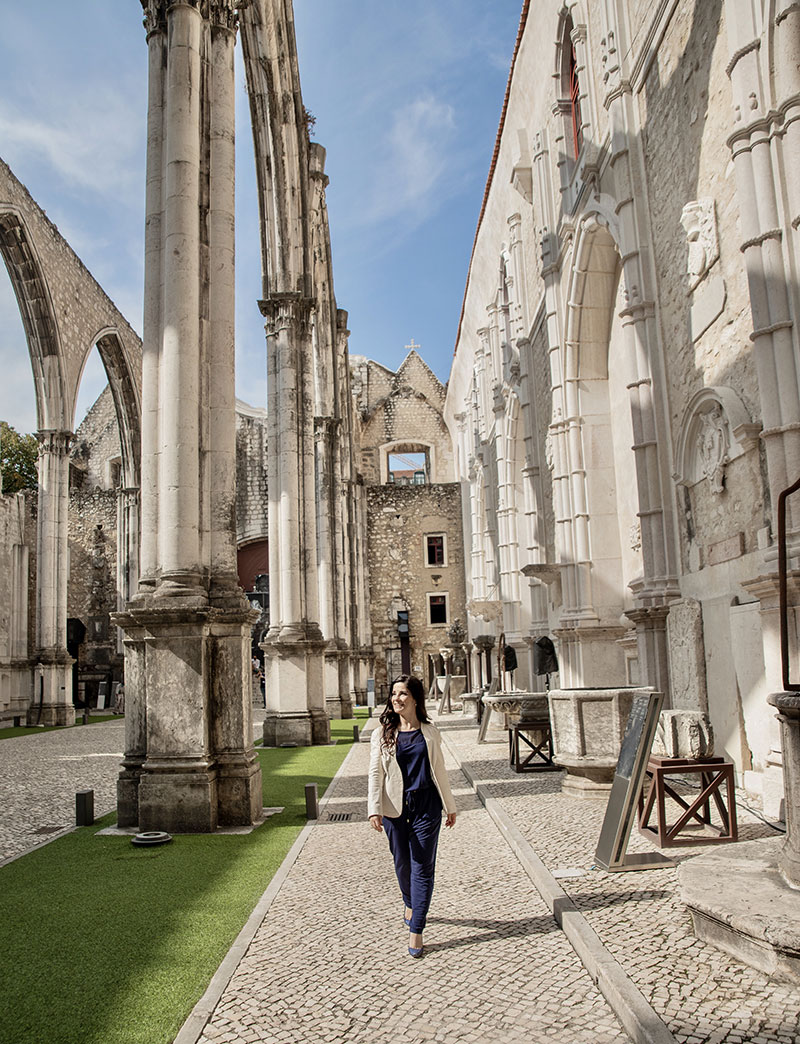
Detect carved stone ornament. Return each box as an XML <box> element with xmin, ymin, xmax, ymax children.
<box><xmin>209</xmin><ymin>0</ymin><xmax>237</xmax><ymax>30</ymax></box>
<box><xmin>697</xmin><ymin>403</ymin><xmax>728</xmax><ymax>494</ymax></box>
<box><xmin>600</xmin><ymin>29</ymin><xmax>620</xmax><ymax>90</ymax></box>
<box><xmin>680</xmin><ymin>199</ymin><xmax>719</xmax><ymax>291</ymax></box>
<box><xmin>502</xmin><ymin>340</ymin><xmax>521</xmax><ymax>387</ymax></box>
<box><xmin>629</xmin><ymin>519</ymin><xmax>642</xmax><ymax>553</ymax></box>
<box><xmin>674</xmin><ymin>387</ymin><xmax>759</xmax><ymax>493</ymax></box>
<box><xmin>141</xmin><ymin>0</ymin><xmax>167</xmax><ymax>33</ymax></box>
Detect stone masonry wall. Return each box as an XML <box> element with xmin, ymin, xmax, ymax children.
<box><xmin>367</xmin><ymin>482</ymin><xmax>466</xmax><ymax>690</ymax></box>
<box><xmin>235</xmin><ymin>404</ymin><xmax>269</xmax><ymax>545</ymax></box>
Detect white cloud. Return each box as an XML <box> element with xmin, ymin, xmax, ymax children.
<box><xmin>367</xmin><ymin>94</ymin><xmax>456</xmax><ymax>225</ymax></box>
<box><xmin>0</xmin><ymin>91</ymin><xmax>143</xmax><ymax>201</ymax></box>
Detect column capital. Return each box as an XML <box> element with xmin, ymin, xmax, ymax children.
<box><xmin>141</xmin><ymin>0</ymin><xmax>167</xmax><ymax>35</ymax></box>
<box><xmin>36</xmin><ymin>429</ymin><xmax>73</xmax><ymax>457</ymax></box>
<box><xmin>259</xmin><ymin>293</ymin><xmax>314</xmax><ymax>336</ymax></box>
<box><xmin>209</xmin><ymin>0</ymin><xmax>237</xmax><ymax>32</ymax></box>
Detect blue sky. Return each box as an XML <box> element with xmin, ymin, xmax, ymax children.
<box><xmin>0</xmin><ymin>1</ymin><xmax>522</xmax><ymax>433</ymax></box>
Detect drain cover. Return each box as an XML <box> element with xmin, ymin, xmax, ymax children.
<box><xmin>326</xmin><ymin>813</ymin><xmax>352</xmax><ymax>822</ymax></box>
<box><xmin>131</xmin><ymin>831</ymin><xmax>173</xmax><ymax>846</ymax></box>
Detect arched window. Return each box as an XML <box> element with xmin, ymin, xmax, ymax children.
<box><xmin>557</xmin><ymin>13</ymin><xmax>585</xmax><ymax>164</ymax></box>
<box><xmin>568</xmin><ymin>34</ymin><xmax>583</xmax><ymax>157</ymax></box>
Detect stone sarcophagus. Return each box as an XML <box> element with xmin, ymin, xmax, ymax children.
<box><xmin>548</xmin><ymin>687</ymin><xmax>654</xmax><ymax>798</ymax></box>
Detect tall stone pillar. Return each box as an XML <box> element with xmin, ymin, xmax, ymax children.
<box><xmin>114</xmin><ymin>0</ymin><xmax>262</xmax><ymax>832</ymax></box>
<box><xmin>260</xmin><ymin>294</ymin><xmax>329</xmax><ymax>747</ymax></box>
<box><xmin>29</xmin><ymin>430</ymin><xmax>74</xmax><ymax>726</ymax></box>
<box><xmin>725</xmin><ymin>0</ymin><xmax>800</xmax><ymax>536</ymax></box>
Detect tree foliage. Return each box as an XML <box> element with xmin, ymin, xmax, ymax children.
<box><xmin>1</xmin><ymin>421</ymin><xmax>39</xmax><ymax>494</ymax></box>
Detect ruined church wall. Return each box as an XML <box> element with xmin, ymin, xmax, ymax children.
<box><xmin>366</xmin><ymin>482</ymin><xmax>466</xmax><ymax>690</ymax></box>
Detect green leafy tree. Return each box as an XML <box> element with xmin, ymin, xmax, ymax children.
<box><xmin>1</xmin><ymin>421</ymin><xmax>39</xmax><ymax>494</ymax></box>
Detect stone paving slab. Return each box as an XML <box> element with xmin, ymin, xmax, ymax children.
<box><xmin>194</xmin><ymin>723</ymin><xmax>631</xmax><ymax>1044</ymax></box>
<box><xmin>437</xmin><ymin>716</ymin><xmax>800</xmax><ymax>1044</ymax></box>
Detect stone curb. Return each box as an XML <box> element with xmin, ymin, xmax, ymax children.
<box><xmin>440</xmin><ymin>731</ymin><xmax>678</xmax><ymax>1044</ymax></box>
<box><xmin>172</xmin><ymin>729</ymin><xmax>367</xmax><ymax>1044</ymax></box>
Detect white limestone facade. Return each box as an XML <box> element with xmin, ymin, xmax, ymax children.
<box><xmin>446</xmin><ymin>0</ymin><xmax>800</xmax><ymax>808</ymax></box>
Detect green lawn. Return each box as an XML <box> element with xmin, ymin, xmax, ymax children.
<box><xmin>0</xmin><ymin>714</ymin><xmax>123</xmax><ymax>741</ymax></box>
<box><xmin>0</xmin><ymin>720</ymin><xmax>362</xmax><ymax>1044</ymax></box>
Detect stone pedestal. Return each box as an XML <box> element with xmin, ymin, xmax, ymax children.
<box><xmin>767</xmin><ymin>692</ymin><xmax>800</xmax><ymax>886</ymax></box>
<box><xmin>548</xmin><ymin>687</ymin><xmax>644</xmax><ymax>798</ymax></box>
<box><xmin>115</xmin><ymin>604</ymin><xmax>263</xmax><ymax>833</ymax></box>
<box><xmin>27</xmin><ymin>657</ymin><xmax>75</xmax><ymax>726</ymax></box>
<box><xmin>323</xmin><ymin>645</ymin><xmax>353</xmax><ymax>720</ymax></box>
<box><xmin>680</xmin><ymin>693</ymin><xmax>800</xmax><ymax>983</ymax></box>
<box><xmin>679</xmin><ymin>839</ymin><xmax>800</xmax><ymax>984</ymax></box>
<box><xmin>262</xmin><ymin>637</ymin><xmax>331</xmax><ymax>746</ymax></box>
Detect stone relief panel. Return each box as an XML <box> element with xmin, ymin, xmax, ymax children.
<box><xmin>675</xmin><ymin>386</ymin><xmax>760</xmax><ymax>495</ymax></box>
<box><xmin>680</xmin><ymin>199</ymin><xmax>719</xmax><ymax>290</ymax></box>
<box><xmin>666</xmin><ymin>598</ymin><xmax>708</xmax><ymax>712</ymax></box>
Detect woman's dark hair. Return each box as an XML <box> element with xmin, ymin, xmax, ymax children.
<box><xmin>379</xmin><ymin>674</ymin><xmax>429</xmax><ymax>749</ymax></box>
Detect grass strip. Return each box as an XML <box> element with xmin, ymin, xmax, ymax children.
<box><xmin>0</xmin><ymin>719</ymin><xmax>361</xmax><ymax>1044</ymax></box>
<box><xmin>0</xmin><ymin>714</ymin><xmax>124</xmax><ymax>741</ymax></box>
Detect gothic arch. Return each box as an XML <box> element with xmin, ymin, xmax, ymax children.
<box><xmin>90</xmin><ymin>328</ymin><xmax>142</xmax><ymax>489</ymax></box>
<box><xmin>0</xmin><ymin>207</ymin><xmax>67</xmax><ymax>431</ymax></box>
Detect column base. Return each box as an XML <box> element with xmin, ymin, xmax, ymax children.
<box><xmin>261</xmin><ymin>634</ymin><xmax>330</xmax><ymax>745</ymax></box>
<box><xmin>117</xmin><ymin>757</ymin><xmax>144</xmax><ymax>829</ymax></box>
<box><xmin>216</xmin><ymin>749</ymin><xmax>263</xmax><ymax>826</ymax></box>
<box><xmin>26</xmin><ymin>659</ymin><xmax>75</xmax><ymax>726</ymax></box>
<box><xmin>262</xmin><ymin>709</ymin><xmax>330</xmax><ymax>747</ymax></box>
<box><xmin>113</xmin><ymin>602</ymin><xmax>263</xmax><ymax>832</ymax></box>
<box><xmin>137</xmin><ymin>757</ymin><xmax>218</xmax><ymax>833</ymax></box>
<box><xmin>679</xmin><ymin>838</ymin><xmax>800</xmax><ymax>984</ymax></box>
<box><xmin>27</xmin><ymin>702</ymin><xmax>76</xmax><ymax>727</ymax></box>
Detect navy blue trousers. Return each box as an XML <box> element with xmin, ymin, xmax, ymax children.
<box><xmin>383</xmin><ymin>787</ymin><xmax>442</xmax><ymax>934</ymax></box>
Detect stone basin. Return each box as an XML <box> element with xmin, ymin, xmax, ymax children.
<box><xmin>548</xmin><ymin>687</ymin><xmax>654</xmax><ymax>798</ymax></box>
<box><xmin>479</xmin><ymin>692</ymin><xmax>550</xmax><ymax>739</ymax></box>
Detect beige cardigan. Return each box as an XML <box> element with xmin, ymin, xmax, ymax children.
<box><xmin>367</xmin><ymin>721</ymin><xmax>457</xmax><ymax>819</ymax></box>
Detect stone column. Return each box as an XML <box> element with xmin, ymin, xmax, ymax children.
<box><xmin>473</xmin><ymin>635</ymin><xmax>495</xmax><ymax>688</ymax></box>
<box><xmin>29</xmin><ymin>430</ymin><xmax>73</xmax><ymax>726</ymax></box>
<box><xmin>725</xmin><ymin>0</ymin><xmax>800</xmax><ymax>535</ymax></box>
<box><xmin>8</xmin><ymin>537</ymin><xmax>30</xmax><ymax>719</ymax></box>
<box><xmin>260</xmin><ymin>294</ymin><xmax>329</xmax><ymax>747</ymax></box>
<box><xmin>624</xmin><ymin>606</ymin><xmax>671</xmax><ymax>707</ymax></box>
<box><xmin>115</xmin><ymin>0</ymin><xmax>262</xmax><ymax>832</ymax></box>
<box><xmin>766</xmin><ymin>692</ymin><xmax>800</xmax><ymax>885</ymax></box>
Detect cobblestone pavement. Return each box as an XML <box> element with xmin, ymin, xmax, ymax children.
<box><xmin>197</xmin><ymin>723</ymin><xmax>630</xmax><ymax>1044</ymax></box>
<box><xmin>0</xmin><ymin>708</ymin><xmax>268</xmax><ymax>863</ymax></box>
<box><xmin>0</xmin><ymin>718</ymin><xmax>125</xmax><ymax>861</ymax></box>
<box><xmin>437</xmin><ymin>716</ymin><xmax>800</xmax><ymax>1044</ymax></box>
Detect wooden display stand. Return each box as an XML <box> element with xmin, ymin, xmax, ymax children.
<box><xmin>638</xmin><ymin>755</ymin><xmax>738</xmax><ymax>848</ymax></box>
<box><xmin>508</xmin><ymin>720</ymin><xmax>560</xmax><ymax>773</ymax></box>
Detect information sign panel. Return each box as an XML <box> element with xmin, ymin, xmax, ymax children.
<box><xmin>595</xmin><ymin>689</ymin><xmax>674</xmax><ymax>872</ymax></box>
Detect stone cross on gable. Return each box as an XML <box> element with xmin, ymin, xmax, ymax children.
<box><xmin>405</xmin><ymin>338</ymin><xmax>420</xmax><ymax>351</ymax></box>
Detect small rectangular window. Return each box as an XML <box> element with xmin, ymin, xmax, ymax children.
<box><xmin>426</xmin><ymin>534</ymin><xmax>445</xmax><ymax>566</ymax></box>
<box><xmin>428</xmin><ymin>594</ymin><xmax>448</xmax><ymax>626</ymax></box>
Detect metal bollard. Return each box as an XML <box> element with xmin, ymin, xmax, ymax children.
<box><xmin>304</xmin><ymin>782</ymin><xmax>319</xmax><ymax>820</ymax></box>
<box><xmin>352</xmin><ymin>724</ymin><xmax>360</xmax><ymax>743</ymax></box>
<box><xmin>76</xmin><ymin>789</ymin><xmax>95</xmax><ymax>826</ymax></box>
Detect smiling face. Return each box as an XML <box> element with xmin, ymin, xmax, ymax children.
<box><xmin>391</xmin><ymin>681</ymin><xmax>417</xmax><ymax>719</ymax></box>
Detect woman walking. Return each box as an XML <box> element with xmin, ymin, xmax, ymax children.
<box><xmin>368</xmin><ymin>674</ymin><xmax>457</xmax><ymax>958</ymax></box>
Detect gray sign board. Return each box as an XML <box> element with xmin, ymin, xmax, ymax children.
<box><xmin>595</xmin><ymin>689</ymin><xmax>674</xmax><ymax>872</ymax></box>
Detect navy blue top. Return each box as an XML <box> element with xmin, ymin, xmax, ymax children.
<box><xmin>395</xmin><ymin>728</ymin><xmax>435</xmax><ymax>792</ymax></box>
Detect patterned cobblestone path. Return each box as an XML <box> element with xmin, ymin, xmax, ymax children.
<box><xmin>196</xmin><ymin>722</ymin><xmax>630</xmax><ymax>1044</ymax></box>
<box><xmin>438</xmin><ymin>717</ymin><xmax>800</xmax><ymax>1044</ymax></box>
<box><xmin>0</xmin><ymin>719</ymin><xmax>124</xmax><ymax>862</ymax></box>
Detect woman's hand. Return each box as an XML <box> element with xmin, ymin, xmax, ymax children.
<box><xmin>369</xmin><ymin>814</ymin><xmax>383</xmax><ymax>832</ymax></box>
<box><xmin>445</xmin><ymin>812</ymin><xmax>457</xmax><ymax>828</ymax></box>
